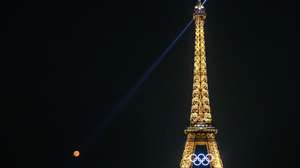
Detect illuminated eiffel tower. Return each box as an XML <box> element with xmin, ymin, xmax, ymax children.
<box><xmin>180</xmin><ymin>1</ymin><xmax>224</xmax><ymax>168</ymax></box>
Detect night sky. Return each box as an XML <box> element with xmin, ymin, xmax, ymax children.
<box><xmin>4</xmin><ymin>0</ymin><xmax>300</xmax><ymax>168</ymax></box>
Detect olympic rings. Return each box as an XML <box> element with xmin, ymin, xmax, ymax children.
<box><xmin>189</xmin><ymin>153</ymin><xmax>214</xmax><ymax>166</ymax></box>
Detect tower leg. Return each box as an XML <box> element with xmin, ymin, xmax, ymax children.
<box><xmin>180</xmin><ymin>133</ymin><xmax>223</xmax><ymax>168</ymax></box>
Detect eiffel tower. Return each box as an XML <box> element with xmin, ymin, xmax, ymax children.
<box><xmin>180</xmin><ymin>1</ymin><xmax>224</xmax><ymax>168</ymax></box>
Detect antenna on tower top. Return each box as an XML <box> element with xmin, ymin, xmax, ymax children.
<box><xmin>195</xmin><ymin>0</ymin><xmax>206</xmax><ymax>13</ymax></box>
<box><xmin>195</xmin><ymin>0</ymin><xmax>208</xmax><ymax>10</ymax></box>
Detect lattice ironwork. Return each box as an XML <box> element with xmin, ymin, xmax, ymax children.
<box><xmin>179</xmin><ymin>3</ymin><xmax>224</xmax><ymax>168</ymax></box>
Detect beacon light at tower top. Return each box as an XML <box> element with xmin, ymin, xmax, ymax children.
<box><xmin>194</xmin><ymin>0</ymin><xmax>207</xmax><ymax>16</ymax></box>
<box><xmin>198</xmin><ymin>0</ymin><xmax>208</xmax><ymax>6</ymax></box>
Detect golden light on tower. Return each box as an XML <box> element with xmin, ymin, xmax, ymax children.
<box><xmin>73</xmin><ymin>150</ymin><xmax>80</xmax><ymax>158</ymax></box>
<box><xmin>179</xmin><ymin>1</ymin><xmax>224</xmax><ymax>168</ymax></box>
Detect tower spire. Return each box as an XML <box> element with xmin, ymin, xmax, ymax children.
<box><xmin>190</xmin><ymin>1</ymin><xmax>212</xmax><ymax>126</ymax></box>
<box><xmin>179</xmin><ymin>2</ymin><xmax>224</xmax><ymax>168</ymax></box>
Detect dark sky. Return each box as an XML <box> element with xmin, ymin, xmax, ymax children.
<box><xmin>3</xmin><ymin>0</ymin><xmax>300</xmax><ymax>168</ymax></box>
